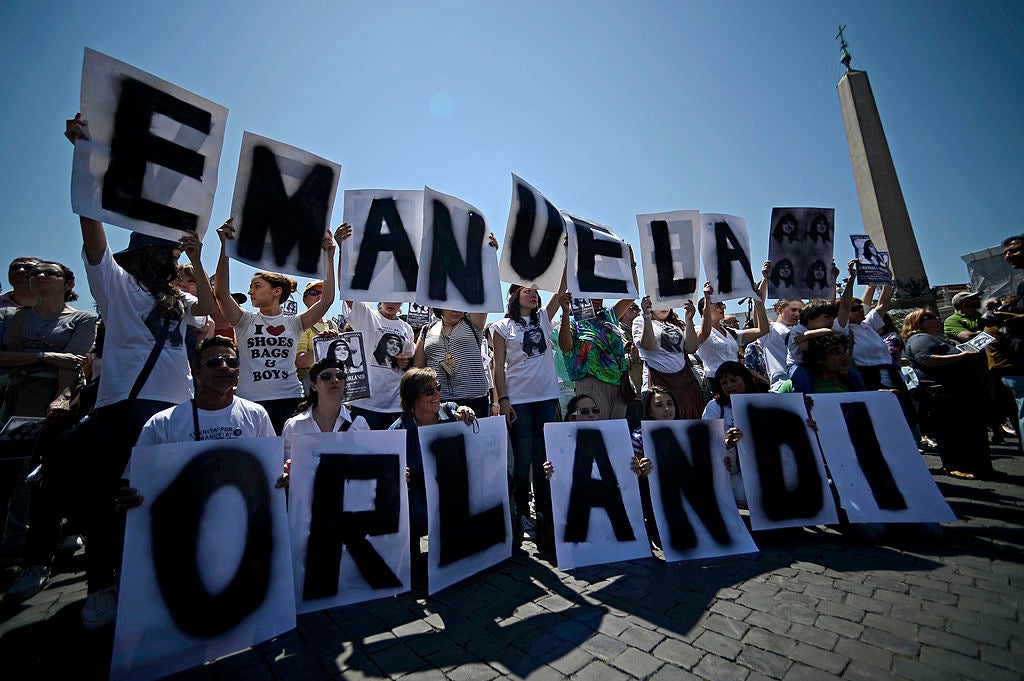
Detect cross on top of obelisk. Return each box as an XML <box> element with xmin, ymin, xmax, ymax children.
<box><xmin>837</xmin><ymin>25</ymin><xmax>852</xmax><ymax>70</ymax></box>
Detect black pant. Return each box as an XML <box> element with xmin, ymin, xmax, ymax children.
<box><xmin>54</xmin><ymin>399</ymin><xmax>172</xmax><ymax>592</ymax></box>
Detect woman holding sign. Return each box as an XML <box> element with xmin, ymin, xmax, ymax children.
<box><xmin>695</xmin><ymin>263</ymin><xmax>770</xmax><ymax>378</ymax></box>
<box><xmin>214</xmin><ymin>219</ymin><xmax>336</xmax><ymax>434</ymax></box>
<box><xmin>633</xmin><ymin>297</ymin><xmax>703</xmax><ymax>419</ymax></box>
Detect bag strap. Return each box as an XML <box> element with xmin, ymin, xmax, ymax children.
<box><xmin>6</xmin><ymin>307</ymin><xmax>33</xmax><ymax>352</ymax></box>
<box><xmin>338</xmin><ymin>419</ymin><xmax>352</xmax><ymax>432</ymax></box>
<box><xmin>128</xmin><ymin>313</ymin><xmax>173</xmax><ymax>403</ymax></box>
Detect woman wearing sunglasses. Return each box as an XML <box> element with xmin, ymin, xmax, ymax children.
<box><xmin>278</xmin><ymin>358</ymin><xmax>370</xmax><ymax>486</ymax></box>
<box><xmin>902</xmin><ymin>309</ymin><xmax>1003</xmax><ymax>480</ymax></box>
<box><xmin>389</xmin><ymin>368</ymin><xmax>476</xmax><ymax>542</ymax></box>
<box><xmin>1</xmin><ymin>261</ymin><xmax>96</xmax><ymax>602</ymax></box>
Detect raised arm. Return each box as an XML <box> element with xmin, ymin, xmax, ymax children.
<box><xmin>214</xmin><ymin>219</ymin><xmax>244</xmax><ymax>326</ymax></box>
<box><xmin>611</xmin><ymin>244</ymin><xmax>640</xmax><ymax>320</ymax></box>
<box><xmin>299</xmin><ymin>230</ymin><xmax>337</xmax><ymax>331</ymax></box>
<box><xmin>544</xmin><ymin>265</ymin><xmax>568</xmax><ymax>321</ymax></box>
<box><xmin>637</xmin><ymin>297</ymin><xmax>657</xmax><ymax>351</ymax></box>
<box><xmin>836</xmin><ymin>259</ymin><xmax>857</xmax><ymax>328</ymax></box>
<box><xmin>178</xmin><ymin>230</ymin><xmax>216</xmax><ymax>316</ymax></box>
<box><xmin>65</xmin><ymin>115</ymin><xmax>107</xmax><ymax>266</ymax></box>
<box><xmin>558</xmin><ymin>295</ymin><xmax>574</xmax><ymax>352</ymax></box>
<box><xmin>333</xmin><ymin>223</ymin><xmax>355</xmax><ymax>308</ymax></box>
<box><xmin>875</xmin><ymin>284</ymin><xmax>893</xmax><ymax>314</ymax></box>
<box><xmin>683</xmin><ymin>300</ymin><xmax>700</xmax><ymax>353</ymax></box>
<box><xmin>696</xmin><ymin>282</ymin><xmax>714</xmax><ymax>344</ymax></box>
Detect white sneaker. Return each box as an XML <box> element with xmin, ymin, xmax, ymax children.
<box><xmin>5</xmin><ymin>564</ymin><xmax>50</xmax><ymax>601</ymax></box>
<box><xmin>82</xmin><ymin>584</ymin><xmax>118</xmax><ymax>630</ymax></box>
<box><xmin>518</xmin><ymin>514</ymin><xmax>537</xmax><ymax>540</ymax></box>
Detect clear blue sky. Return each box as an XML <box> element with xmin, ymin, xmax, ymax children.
<box><xmin>1</xmin><ymin>1</ymin><xmax>1021</xmax><ymax>316</ymax></box>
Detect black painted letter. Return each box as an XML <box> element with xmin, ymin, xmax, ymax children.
<box><xmin>236</xmin><ymin>145</ymin><xmax>336</xmax><ymax>274</ymax></box>
<box><xmin>427</xmin><ymin>200</ymin><xmax>486</xmax><ymax>304</ymax></box>
<box><xmin>713</xmin><ymin>221</ymin><xmax>756</xmax><ymax>295</ymax></box>
<box><xmin>746</xmin><ymin>406</ymin><xmax>824</xmax><ymax>520</ymax></box>
<box><xmin>350</xmin><ymin>198</ymin><xmax>419</xmax><ymax>292</ymax></box>
<box><xmin>430</xmin><ymin>434</ymin><xmax>505</xmax><ymax>566</ymax></box>
<box><xmin>303</xmin><ymin>454</ymin><xmax>403</xmax><ymax>600</ymax></box>
<box><xmin>650</xmin><ymin>424</ymin><xmax>731</xmax><ymax>549</ymax></box>
<box><xmin>103</xmin><ymin>78</ymin><xmax>212</xmax><ymax>231</ymax></box>
<box><xmin>651</xmin><ymin>220</ymin><xmax>696</xmax><ymax>298</ymax></box>
<box><xmin>564</xmin><ymin>429</ymin><xmax>635</xmax><ymax>542</ymax></box>
<box><xmin>509</xmin><ymin>183</ymin><xmax>564</xmax><ymax>281</ymax></box>
<box><xmin>574</xmin><ymin>219</ymin><xmax>629</xmax><ymax>295</ymax></box>
<box><xmin>840</xmin><ymin>402</ymin><xmax>907</xmax><ymax>510</ymax></box>
<box><xmin>150</xmin><ymin>447</ymin><xmax>272</xmax><ymax>637</ymax></box>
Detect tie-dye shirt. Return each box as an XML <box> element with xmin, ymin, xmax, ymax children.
<box><xmin>564</xmin><ymin>308</ymin><xmax>628</xmax><ymax>385</ymax></box>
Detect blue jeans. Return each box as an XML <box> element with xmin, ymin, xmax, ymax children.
<box><xmin>1000</xmin><ymin>375</ymin><xmax>1024</xmax><ymax>451</ymax></box>
<box><xmin>509</xmin><ymin>399</ymin><xmax>557</xmax><ymax>520</ymax></box>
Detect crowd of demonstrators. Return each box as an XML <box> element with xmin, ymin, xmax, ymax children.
<box><xmin>214</xmin><ymin>218</ymin><xmax>336</xmax><ymax>434</ymax></box>
<box><xmin>6</xmin><ymin>116</ymin><xmax>1020</xmax><ymax>634</ymax></box>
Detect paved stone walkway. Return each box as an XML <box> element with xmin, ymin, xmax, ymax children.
<box><xmin>1</xmin><ymin>443</ymin><xmax>1022</xmax><ymax>680</ymax></box>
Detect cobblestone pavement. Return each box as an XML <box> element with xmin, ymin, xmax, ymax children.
<box><xmin>1</xmin><ymin>443</ymin><xmax>1022</xmax><ymax>681</ymax></box>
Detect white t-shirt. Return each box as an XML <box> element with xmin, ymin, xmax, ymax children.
<box><xmin>844</xmin><ymin>309</ymin><xmax>892</xmax><ymax>367</ymax></box>
<box><xmin>234</xmin><ymin>310</ymin><xmax>305</xmax><ymax>401</ymax></box>
<box><xmin>631</xmin><ymin>316</ymin><xmax>689</xmax><ymax>374</ymax></box>
<box><xmin>281</xmin><ymin>404</ymin><xmax>370</xmax><ymax>460</ymax></box>
<box><xmin>762</xmin><ymin>321</ymin><xmax>794</xmax><ymax>390</ymax></box>
<box><xmin>85</xmin><ymin>246</ymin><xmax>200</xmax><ymax>408</ymax></box>
<box><xmin>136</xmin><ymin>396</ymin><xmax>275</xmax><ymax>446</ymax></box>
<box><xmin>344</xmin><ymin>302</ymin><xmax>415</xmax><ymax>412</ymax></box>
<box><xmin>490</xmin><ymin>310</ymin><xmax>560</xmax><ymax>404</ymax></box>
<box><xmin>696</xmin><ymin>326</ymin><xmax>741</xmax><ymax>378</ymax></box>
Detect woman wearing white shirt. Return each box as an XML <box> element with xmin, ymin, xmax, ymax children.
<box><xmin>280</xmin><ymin>358</ymin><xmax>370</xmax><ymax>482</ymax></box>
<box><xmin>491</xmin><ymin>284</ymin><xmax>566</xmax><ymax>540</ymax></box>
<box><xmin>632</xmin><ymin>296</ymin><xmax>704</xmax><ymax>419</ymax></box>
<box><xmin>695</xmin><ymin>269</ymin><xmax>770</xmax><ymax>379</ymax></box>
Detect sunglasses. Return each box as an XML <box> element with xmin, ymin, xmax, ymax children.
<box><xmin>850</xmin><ymin>305</ymin><xmax>864</xmax><ymax>312</ymax></box>
<box><xmin>421</xmin><ymin>382</ymin><xmax>442</xmax><ymax>397</ymax></box>
<box><xmin>203</xmin><ymin>356</ymin><xmax>239</xmax><ymax>369</ymax></box>
<box><xmin>316</xmin><ymin>370</ymin><xmax>345</xmax><ymax>381</ymax></box>
<box><xmin>305</xmin><ymin>289</ymin><xmax>323</xmax><ymax>297</ymax></box>
<box><xmin>30</xmin><ymin>269</ymin><xmax>64</xmax><ymax>279</ymax></box>
<box><xmin>628</xmin><ymin>305</ymin><xmax>640</xmax><ymax>312</ymax></box>
<box><xmin>572</xmin><ymin>407</ymin><xmax>601</xmax><ymax>417</ymax></box>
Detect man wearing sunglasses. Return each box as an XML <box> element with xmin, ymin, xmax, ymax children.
<box><xmin>0</xmin><ymin>256</ymin><xmax>42</xmax><ymax>308</ymax></box>
<box><xmin>135</xmin><ymin>336</ymin><xmax>275</xmax><ymax>446</ymax></box>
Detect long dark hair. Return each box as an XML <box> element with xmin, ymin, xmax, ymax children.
<box><xmin>114</xmin><ymin>247</ymin><xmax>183</xmax><ymax>320</ymax></box>
<box><xmin>506</xmin><ymin>286</ymin><xmax>540</xmax><ymax>327</ymax></box>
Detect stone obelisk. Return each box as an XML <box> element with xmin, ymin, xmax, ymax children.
<box><xmin>836</xmin><ymin>27</ymin><xmax>931</xmax><ymax>302</ymax></box>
